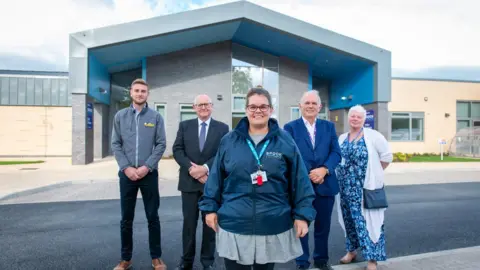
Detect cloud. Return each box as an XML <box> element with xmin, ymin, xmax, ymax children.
<box><xmin>0</xmin><ymin>0</ymin><xmax>181</xmax><ymax>71</ymax></box>
<box><xmin>190</xmin><ymin>0</ymin><xmax>480</xmax><ymax>73</ymax></box>
<box><xmin>1</xmin><ymin>0</ymin><xmax>479</xmax><ymax>76</ymax></box>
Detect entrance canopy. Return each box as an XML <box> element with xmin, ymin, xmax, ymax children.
<box><xmin>69</xmin><ymin>0</ymin><xmax>391</xmax><ymax>109</ymax></box>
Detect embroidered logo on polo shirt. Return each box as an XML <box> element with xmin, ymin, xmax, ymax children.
<box><xmin>266</xmin><ymin>152</ymin><xmax>282</xmax><ymax>159</ymax></box>
<box><xmin>144</xmin><ymin>122</ymin><xmax>155</xmax><ymax>127</ymax></box>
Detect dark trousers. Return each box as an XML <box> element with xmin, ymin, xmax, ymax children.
<box><xmin>224</xmin><ymin>258</ymin><xmax>275</xmax><ymax>270</ymax></box>
<box><xmin>296</xmin><ymin>195</ymin><xmax>335</xmax><ymax>267</ymax></box>
<box><xmin>181</xmin><ymin>191</ymin><xmax>216</xmax><ymax>267</ymax></box>
<box><xmin>119</xmin><ymin>169</ymin><xmax>161</xmax><ymax>261</ymax></box>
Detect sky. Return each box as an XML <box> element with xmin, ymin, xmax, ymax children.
<box><xmin>0</xmin><ymin>0</ymin><xmax>478</xmax><ymax>80</ymax></box>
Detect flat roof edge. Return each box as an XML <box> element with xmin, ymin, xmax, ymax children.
<box><xmin>68</xmin><ymin>0</ymin><xmax>389</xmax><ymax>62</ymax></box>
<box><xmin>0</xmin><ymin>69</ymin><xmax>69</xmax><ymax>76</ymax></box>
<box><xmin>393</xmin><ymin>77</ymin><xmax>480</xmax><ymax>84</ymax></box>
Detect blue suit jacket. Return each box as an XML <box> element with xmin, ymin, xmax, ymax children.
<box><xmin>284</xmin><ymin>118</ymin><xmax>341</xmax><ymax>196</ymax></box>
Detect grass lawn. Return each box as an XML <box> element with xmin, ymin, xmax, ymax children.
<box><xmin>0</xmin><ymin>160</ymin><xmax>45</xmax><ymax>165</ymax></box>
<box><xmin>408</xmin><ymin>156</ymin><xmax>480</xmax><ymax>162</ymax></box>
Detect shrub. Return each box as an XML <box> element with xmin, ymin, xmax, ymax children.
<box><xmin>393</xmin><ymin>152</ymin><xmax>411</xmax><ymax>162</ymax></box>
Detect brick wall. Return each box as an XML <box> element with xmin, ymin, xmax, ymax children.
<box><xmin>147</xmin><ymin>41</ymin><xmax>232</xmax><ymax>156</ymax></box>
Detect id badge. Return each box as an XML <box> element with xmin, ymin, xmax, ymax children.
<box><xmin>251</xmin><ymin>170</ymin><xmax>268</xmax><ymax>185</ymax></box>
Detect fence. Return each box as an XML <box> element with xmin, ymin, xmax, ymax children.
<box><xmin>448</xmin><ymin>127</ymin><xmax>480</xmax><ymax>158</ymax></box>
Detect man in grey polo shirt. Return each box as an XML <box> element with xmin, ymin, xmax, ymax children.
<box><xmin>111</xmin><ymin>78</ymin><xmax>167</xmax><ymax>270</ymax></box>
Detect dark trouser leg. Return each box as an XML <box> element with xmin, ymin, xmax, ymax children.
<box><xmin>180</xmin><ymin>191</ymin><xmax>200</xmax><ymax>266</ymax></box>
<box><xmin>224</xmin><ymin>259</ymin><xmax>275</xmax><ymax>270</ymax></box>
<box><xmin>138</xmin><ymin>170</ymin><xmax>162</xmax><ymax>259</ymax></box>
<box><xmin>200</xmin><ymin>192</ymin><xmax>216</xmax><ymax>267</ymax></box>
<box><xmin>313</xmin><ymin>195</ymin><xmax>335</xmax><ymax>265</ymax></box>
<box><xmin>224</xmin><ymin>259</ymin><xmax>250</xmax><ymax>270</ymax></box>
<box><xmin>253</xmin><ymin>262</ymin><xmax>275</xmax><ymax>270</ymax></box>
<box><xmin>119</xmin><ymin>171</ymin><xmax>139</xmax><ymax>261</ymax></box>
<box><xmin>296</xmin><ymin>231</ymin><xmax>310</xmax><ymax>268</ymax></box>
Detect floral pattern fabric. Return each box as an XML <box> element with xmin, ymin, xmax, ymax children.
<box><xmin>337</xmin><ymin>137</ymin><xmax>387</xmax><ymax>261</ymax></box>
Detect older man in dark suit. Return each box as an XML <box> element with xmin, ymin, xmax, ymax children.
<box><xmin>172</xmin><ymin>94</ymin><xmax>229</xmax><ymax>270</ymax></box>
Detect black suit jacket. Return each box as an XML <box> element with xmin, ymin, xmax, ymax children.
<box><xmin>172</xmin><ymin>118</ymin><xmax>229</xmax><ymax>192</ymax></box>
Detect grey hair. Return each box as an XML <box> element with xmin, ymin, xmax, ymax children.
<box><xmin>348</xmin><ymin>105</ymin><xmax>367</xmax><ymax>119</ymax></box>
<box><xmin>300</xmin><ymin>90</ymin><xmax>321</xmax><ymax>104</ymax></box>
<box><xmin>193</xmin><ymin>94</ymin><xmax>212</xmax><ymax>104</ymax></box>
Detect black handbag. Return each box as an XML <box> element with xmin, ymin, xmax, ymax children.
<box><xmin>363</xmin><ymin>186</ymin><xmax>388</xmax><ymax>209</ymax></box>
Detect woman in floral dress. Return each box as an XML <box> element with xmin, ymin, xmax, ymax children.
<box><xmin>335</xmin><ymin>105</ymin><xmax>393</xmax><ymax>270</ymax></box>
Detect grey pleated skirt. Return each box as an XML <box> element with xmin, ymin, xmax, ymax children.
<box><xmin>216</xmin><ymin>226</ymin><xmax>303</xmax><ymax>265</ymax></box>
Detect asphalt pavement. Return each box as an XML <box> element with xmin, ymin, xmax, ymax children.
<box><xmin>1</xmin><ymin>182</ymin><xmax>480</xmax><ymax>270</ymax></box>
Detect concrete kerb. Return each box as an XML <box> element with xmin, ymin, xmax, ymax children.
<box><xmin>0</xmin><ymin>177</ymin><xmax>176</xmax><ymax>202</ymax></box>
<box><xmin>331</xmin><ymin>246</ymin><xmax>480</xmax><ymax>269</ymax></box>
<box><xmin>0</xmin><ymin>181</ymin><xmax>74</xmax><ymax>201</ymax></box>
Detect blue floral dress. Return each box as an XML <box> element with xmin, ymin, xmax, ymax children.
<box><xmin>337</xmin><ymin>137</ymin><xmax>387</xmax><ymax>261</ymax></box>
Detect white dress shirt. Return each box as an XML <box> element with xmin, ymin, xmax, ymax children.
<box><xmin>302</xmin><ymin>116</ymin><xmax>316</xmax><ymax>146</ymax></box>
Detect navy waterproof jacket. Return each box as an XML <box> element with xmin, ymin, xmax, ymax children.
<box><xmin>198</xmin><ymin>117</ymin><xmax>316</xmax><ymax>236</ymax></box>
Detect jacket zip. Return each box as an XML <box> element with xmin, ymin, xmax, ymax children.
<box><xmin>135</xmin><ymin>112</ymin><xmax>140</xmax><ymax>167</ymax></box>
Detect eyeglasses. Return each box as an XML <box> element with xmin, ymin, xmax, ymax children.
<box><xmin>246</xmin><ymin>104</ymin><xmax>271</xmax><ymax>112</ymax></box>
<box><xmin>194</xmin><ymin>103</ymin><xmax>212</xmax><ymax>108</ymax></box>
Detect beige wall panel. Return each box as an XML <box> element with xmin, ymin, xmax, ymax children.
<box><xmin>389</xmin><ymin>79</ymin><xmax>480</xmax><ymax>153</ymax></box>
<box><xmin>0</xmin><ymin>106</ymin><xmax>72</xmax><ymax>156</ymax></box>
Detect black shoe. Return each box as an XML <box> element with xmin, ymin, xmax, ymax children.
<box><xmin>175</xmin><ymin>263</ymin><xmax>193</xmax><ymax>270</ymax></box>
<box><xmin>313</xmin><ymin>262</ymin><xmax>334</xmax><ymax>270</ymax></box>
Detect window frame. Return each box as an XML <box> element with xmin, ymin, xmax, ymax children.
<box><xmin>154</xmin><ymin>103</ymin><xmax>167</xmax><ymax>120</ymax></box>
<box><xmin>232</xmin><ymin>94</ymin><xmax>247</xmax><ymax>113</ymax></box>
<box><xmin>456</xmin><ymin>100</ymin><xmax>480</xmax><ymax>131</ymax></box>
<box><xmin>290</xmin><ymin>106</ymin><xmax>300</xmax><ymax>120</ymax></box>
<box><xmin>179</xmin><ymin>103</ymin><xmax>197</xmax><ymax>122</ymax></box>
<box><xmin>390</xmin><ymin>112</ymin><xmax>425</xmax><ymax>142</ymax></box>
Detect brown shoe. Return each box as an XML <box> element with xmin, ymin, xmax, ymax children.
<box><xmin>114</xmin><ymin>260</ymin><xmax>132</xmax><ymax>270</ymax></box>
<box><xmin>152</xmin><ymin>258</ymin><xmax>167</xmax><ymax>270</ymax></box>
<box><xmin>340</xmin><ymin>251</ymin><xmax>357</xmax><ymax>264</ymax></box>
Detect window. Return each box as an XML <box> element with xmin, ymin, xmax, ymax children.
<box><xmin>154</xmin><ymin>103</ymin><xmax>166</xmax><ymax>119</ymax></box>
<box><xmin>456</xmin><ymin>101</ymin><xmax>480</xmax><ymax>131</ymax></box>
<box><xmin>391</xmin><ymin>112</ymin><xmax>424</xmax><ymax>141</ymax></box>
<box><xmin>290</xmin><ymin>107</ymin><xmax>300</xmax><ymax>120</ymax></box>
<box><xmin>231</xmin><ymin>43</ymin><xmax>279</xmax><ymax>128</ymax></box>
<box><xmin>179</xmin><ymin>104</ymin><xmax>197</xmax><ymax>121</ymax></box>
<box><xmin>317</xmin><ymin>102</ymin><xmax>329</xmax><ymax>120</ymax></box>
<box><xmin>232</xmin><ymin>94</ymin><xmax>246</xmax><ymax>112</ymax></box>
<box><xmin>290</xmin><ymin>104</ymin><xmax>328</xmax><ymax>121</ymax></box>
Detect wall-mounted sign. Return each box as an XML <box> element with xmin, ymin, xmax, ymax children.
<box><xmin>364</xmin><ymin>109</ymin><xmax>374</xmax><ymax>129</ymax></box>
<box><xmin>86</xmin><ymin>103</ymin><xmax>93</xmax><ymax>130</ymax></box>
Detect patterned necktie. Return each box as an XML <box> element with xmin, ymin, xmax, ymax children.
<box><xmin>199</xmin><ymin>122</ymin><xmax>207</xmax><ymax>151</ymax></box>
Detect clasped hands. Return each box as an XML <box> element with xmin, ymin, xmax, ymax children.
<box><xmin>206</xmin><ymin>213</ymin><xmax>308</xmax><ymax>238</ymax></box>
<box><xmin>189</xmin><ymin>162</ymin><xmax>208</xmax><ymax>184</ymax></box>
<box><xmin>124</xmin><ymin>166</ymin><xmax>150</xmax><ymax>181</ymax></box>
<box><xmin>309</xmin><ymin>167</ymin><xmax>328</xmax><ymax>184</ymax></box>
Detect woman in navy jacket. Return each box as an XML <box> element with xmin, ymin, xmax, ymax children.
<box><xmin>199</xmin><ymin>86</ymin><xmax>316</xmax><ymax>270</ymax></box>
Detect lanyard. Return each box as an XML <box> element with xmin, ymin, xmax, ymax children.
<box><xmin>246</xmin><ymin>139</ymin><xmax>270</xmax><ymax>170</ymax></box>
<box><xmin>347</xmin><ymin>128</ymin><xmax>363</xmax><ymax>144</ymax></box>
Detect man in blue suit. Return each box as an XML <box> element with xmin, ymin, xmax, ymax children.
<box><xmin>284</xmin><ymin>90</ymin><xmax>341</xmax><ymax>270</ymax></box>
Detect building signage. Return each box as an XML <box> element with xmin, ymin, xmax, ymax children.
<box><xmin>364</xmin><ymin>109</ymin><xmax>375</xmax><ymax>129</ymax></box>
<box><xmin>86</xmin><ymin>103</ymin><xmax>93</xmax><ymax>130</ymax></box>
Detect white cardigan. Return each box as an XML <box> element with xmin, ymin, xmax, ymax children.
<box><xmin>335</xmin><ymin>128</ymin><xmax>393</xmax><ymax>243</ymax></box>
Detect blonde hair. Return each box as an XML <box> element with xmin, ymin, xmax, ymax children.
<box><xmin>131</xmin><ymin>78</ymin><xmax>148</xmax><ymax>89</ymax></box>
